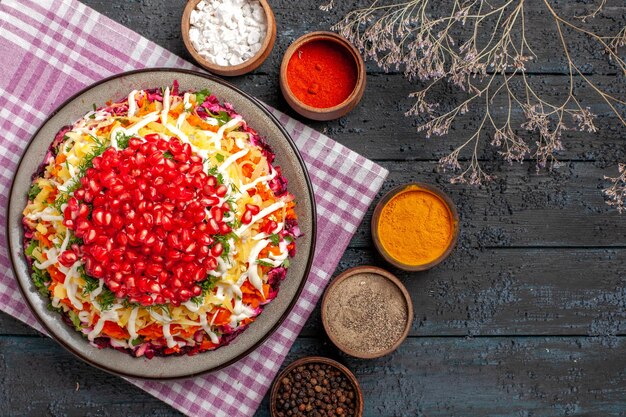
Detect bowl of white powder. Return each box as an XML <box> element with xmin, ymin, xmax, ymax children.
<box><xmin>182</xmin><ymin>0</ymin><xmax>276</xmax><ymax>76</ymax></box>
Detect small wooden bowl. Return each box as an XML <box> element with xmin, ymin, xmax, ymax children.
<box><xmin>181</xmin><ymin>0</ymin><xmax>277</xmax><ymax>76</ymax></box>
<box><xmin>371</xmin><ymin>183</ymin><xmax>460</xmax><ymax>271</ymax></box>
<box><xmin>321</xmin><ymin>266</ymin><xmax>413</xmax><ymax>359</ymax></box>
<box><xmin>270</xmin><ymin>356</ymin><xmax>363</xmax><ymax>417</ymax></box>
<box><xmin>279</xmin><ymin>31</ymin><xmax>366</xmax><ymax>121</ymax></box>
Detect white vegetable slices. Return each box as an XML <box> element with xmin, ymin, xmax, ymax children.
<box><xmin>22</xmin><ymin>83</ymin><xmax>299</xmax><ymax>357</ymax></box>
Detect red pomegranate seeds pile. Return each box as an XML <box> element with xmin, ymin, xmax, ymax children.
<box><xmin>61</xmin><ymin>134</ymin><xmax>233</xmax><ymax>306</ymax></box>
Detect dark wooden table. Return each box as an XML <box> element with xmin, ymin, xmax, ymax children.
<box><xmin>2</xmin><ymin>1</ymin><xmax>626</xmax><ymax>416</ymax></box>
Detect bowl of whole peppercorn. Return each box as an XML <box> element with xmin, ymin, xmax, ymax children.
<box><xmin>270</xmin><ymin>356</ymin><xmax>363</xmax><ymax>417</ymax></box>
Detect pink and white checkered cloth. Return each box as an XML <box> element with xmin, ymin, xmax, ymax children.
<box><xmin>0</xmin><ymin>0</ymin><xmax>387</xmax><ymax>416</ymax></box>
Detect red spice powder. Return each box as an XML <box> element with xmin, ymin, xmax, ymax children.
<box><xmin>286</xmin><ymin>39</ymin><xmax>358</xmax><ymax>109</ymax></box>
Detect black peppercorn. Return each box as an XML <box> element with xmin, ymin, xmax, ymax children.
<box><xmin>274</xmin><ymin>362</ymin><xmax>358</xmax><ymax>417</ymax></box>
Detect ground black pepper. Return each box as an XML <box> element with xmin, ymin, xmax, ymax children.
<box><xmin>323</xmin><ymin>272</ymin><xmax>408</xmax><ymax>356</ymax></box>
<box><xmin>274</xmin><ymin>362</ymin><xmax>358</xmax><ymax>417</ymax></box>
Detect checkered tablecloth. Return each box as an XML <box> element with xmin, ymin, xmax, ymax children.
<box><xmin>0</xmin><ymin>1</ymin><xmax>388</xmax><ymax>416</ymax></box>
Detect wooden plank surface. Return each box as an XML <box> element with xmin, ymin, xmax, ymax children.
<box><xmin>1</xmin><ymin>0</ymin><xmax>625</xmax><ymax>416</ymax></box>
<box><xmin>3</xmin><ymin>335</ymin><xmax>626</xmax><ymax>417</ymax></box>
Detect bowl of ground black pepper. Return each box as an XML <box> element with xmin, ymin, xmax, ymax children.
<box><xmin>270</xmin><ymin>356</ymin><xmax>363</xmax><ymax>417</ymax></box>
<box><xmin>321</xmin><ymin>266</ymin><xmax>413</xmax><ymax>359</ymax></box>
<box><xmin>279</xmin><ymin>31</ymin><xmax>366</xmax><ymax>121</ymax></box>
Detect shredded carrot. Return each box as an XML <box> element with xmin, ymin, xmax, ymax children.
<box><xmin>137</xmin><ymin>323</ymin><xmax>164</xmax><ymax>340</ymax></box>
<box><xmin>242</xmin><ymin>164</ymin><xmax>254</xmax><ymax>178</ymax></box>
<box><xmin>170</xmin><ymin>324</ymin><xmax>200</xmax><ymax>338</ymax></box>
<box><xmin>200</xmin><ymin>339</ymin><xmax>217</xmax><ymax>350</ymax></box>
<box><xmin>47</xmin><ymin>266</ymin><xmax>65</xmax><ymax>284</ymax></box>
<box><xmin>210</xmin><ymin>308</ymin><xmax>232</xmax><ymax>326</ymax></box>
<box><xmin>255</xmin><ymin>184</ymin><xmax>274</xmax><ymax>200</ymax></box>
<box><xmin>101</xmin><ymin>321</ymin><xmax>130</xmax><ymax>339</ymax></box>
<box><xmin>188</xmin><ymin>114</ymin><xmax>219</xmax><ymax>131</ymax></box>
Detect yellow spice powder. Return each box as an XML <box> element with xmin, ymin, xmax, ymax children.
<box><xmin>377</xmin><ymin>187</ymin><xmax>453</xmax><ymax>265</ymax></box>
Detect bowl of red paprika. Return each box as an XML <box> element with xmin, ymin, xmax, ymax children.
<box><xmin>279</xmin><ymin>31</ymin><xmax>366</xmax><ymax>121</ymax></box>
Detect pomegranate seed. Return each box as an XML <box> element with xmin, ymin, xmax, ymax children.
<box><xmin>242</xmin><ymin>209</ymin><xmax>253</xmax><ymax>224</ymax></box>
<box><xmin>78</xmin><ymin>204</ymin><xmax>89</xmax><ymax>218</ymax></box>
<box><xmin>58</xmin><ymin>250</ymin><xmax>78</xmax><ymax>267</ymax></box>
<box><xmin>137</xmin><ymin>276</ymin><xmax>149</xmax><ymax>292</ymax></box>
<box><xmin>205</xmin><ymin>257</ymin><xmax>218</xmax><ymax>270</ymax></box>
<box><xmin>197</xmin><ymin>246</ymin><xmax>210</xmax><ymax>257</ymax></box>
<box><xmin>144</xmin><ymin>133</ymin><xmax>161</xmax><ymax>142</ymax></box>
<box><xmin>211</xmin><ymin>242</ymin><xmax>223</xmax><ymax>257</ymax></box>
<box><xmin>129</xmin><ymin>137</ymin><xmax>142</xmax><ymax>148</ymax></box>
<box><xmin>146</xmin><ymin>264</ymin><xmax>162</xmax><ymax>277</ymax></box>
<box><xmin>245</xmin><ymin>204</ymin><xmax>260</xmax><ymax>215</ymax></box>
<box><xmin>84</xmin><ymin>228</ymin><xmax>98</xmax><ymax>244</ymax></box>
<box><xmin>149</xmin><ymin>282</ymin><xmax>161</xmax><ymax>294</ymax></box>
<box><xmin>90</xmin><ymin>264</ymin><xmax>104</xmax><ymax>278</ymax></box>
<box><xmin>60</xmin><ymin>136</ymin><xmax>239</xmax><ymax>306</ymax></box>
<box><xmin>90</xmin><ymin>246</ymin><xmax>108</xmax><ymax>262</ymax></box>
<box><xmin>263</xmin><ymin>220</ymin><xmax>278</xmax><ymax>234</ymax></box>
<box><xmin>207</xmin><ymin>218</ymin><xmax>220</xmax><ymax>234</ymax></box>
<box><xmin>215</xmin><ymin>184</ymin><xmax>228</xmax><ymax>197</ymax></box>
<box><xmin>210</xmin><ymin>206</ymin><xmax>223</xmax><ymax>222</ymax></box>
<box><xmin>197</xmin><ymin>233</ymin><xmax>213</xmax><ymax>246</ymax></box>
<box><xmin>139</xmin><ymin>295</ymin><xmax>153</xmax><ymax>306</ymax></box>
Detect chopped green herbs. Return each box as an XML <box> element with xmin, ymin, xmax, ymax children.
<box><xmin>269</xmin><ymin>233</ymin><xmax>281</xmax><ymax>246</ymax></box>
<box><xmin>115</xmin><ymin>132</ymin><xmax>133</xmax><ymax>150</ymax></box>
<box><xmin>257</xmin><ymin>259</ymin><xmax>274</xmax><ymax>267</ymax></box>
<box><xmin>131</xmin><ymin>336</ymin><xmax>144</xmax><ymax>346</ymax></box>
<box><xmin>206</xmin><ymin>166</ymin><xmax>225</xmax><ymax>184</ymax></box>
<box><xmin>52</xmin><ymin>193</ymin><xmax>69</xmax><ymax>213</ymax></box>
<box><xmin>92</xmin><ymin>103</ymin><xmax>97</xmax><ymax>112</ymax></box>
<box><xmin>54</xmin><ymin>134</ymin><xmax>109</xmax><ymax>207</ymax></box>
<box><xmin>163</xmin><ymin>151</ymin><xmax>174</xmax><ymax>159</ymax></box>
<box><xmin>81</xmin><ymin>267</ymin><xmax>100</xmax><ymax>295</ymax></box>
<box><xmin>215</xmin><ymin>153</ymin><xmax>225</xmax><ymax>163</ymax></box>
<box><xmin>195</xmin><ymin>89</ymin><xmax>211</xmax><ymax>105</ymax></box>
<box><xmin>212</xmin><ymin>232</ymin><xmax>237</xmax><ymax>260</ymax></box>
<box><xmin>282</xmin><ymin>259</ymin><xmax>290</xmax><ymax>268</ymax></box>
<box><xmin>28</xmin><ymin>183</ymin><xmax>42</xmax><ymax>200</ymax></box>
<box><xmin>208</xmin><ymin>110</ymin><xmax>231</xmax><ymax>126</ymax></box>
<box><xmin>97</xmin><ymin>287</ymin><xmax>116</xmax><ymax>311</ymax></box>
<box><xmin>191</xmin><ymin>276</ymin><xmax>220</xmax><ymax>304</ymax></box>
<box><xmin>31</xmin><ymin>267</ymin><xmax>50</xmax><ymax>297</ymax></box>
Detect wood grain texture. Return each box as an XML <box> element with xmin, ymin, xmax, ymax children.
<box><xmin>3</xmin><ymin>336</ymin><xmax>626</xmax><ymax>417</ymax></box>
<box><xmin>2</xmin><ymin>0</ymin><xmax>625</xmax><ymax>416</ymax></box>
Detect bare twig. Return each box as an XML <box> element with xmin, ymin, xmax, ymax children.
<box><xmin>328</xmin><ymin>0</ymin><xmax>626</xmax><ymax>210</ymax></box>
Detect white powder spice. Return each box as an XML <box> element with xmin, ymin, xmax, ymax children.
<box><xmin>188</xmin><ymin>0</ymin><xmax>268</xmax><ymax>67</ymax></box>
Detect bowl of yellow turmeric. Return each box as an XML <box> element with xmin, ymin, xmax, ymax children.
<box><xmin>371</xmin><ymin>183</ymin><xmax>459</xmax><ymax>271</ymax></box>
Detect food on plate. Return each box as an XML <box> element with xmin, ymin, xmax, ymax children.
<box><xmin>22</xmin><ymin>82</ymin><xmax>299</xmax><ymax>357</ymax></box>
